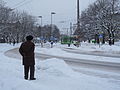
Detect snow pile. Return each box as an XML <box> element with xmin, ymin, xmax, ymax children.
<box><xmin>98</xmin><ymin>45</ymin><xmax>120</xmax><ymax>54</ymax></box>
<box><xmin>36</xmin><ymin>58</ymin><xmax>79</xmax><ymax>77</ymax></box>
<box><xmin>47</xmin><ymin>41</ymin><xmax>120</xmax><ymax>54</ymax></box>
<box><xmin>115</xmin><ymin>40</ymin><xmax>120</xmax><ymax>46</ymax></box>
<box><xmin>79</xmin><ymin>42</ymin><xmax>120</xmax><ymax>53</ymax></box>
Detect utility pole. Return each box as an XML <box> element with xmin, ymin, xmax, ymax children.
<box><xmin>77</xmin><ymin>0</ymin><xmax>80</xmax><ymax>31</ymax></box>
<box><xmin>38</xmin><ymin>16</ymin><xmax>43</xmax><ymax>38</ymax></box>
<box><xmin>38</xmin><ymin>16</ymin><xmax>42</xmax><ymax>26</ymax></box>
<box><xmin>70</xmin><ymin>22</ymin><xmax>72</xmax><ymax>36</ymax></box>
<box><xmin>76</xmin><ymin>0</ymin><xmax>81</xmax><ymax>46</ymax></box>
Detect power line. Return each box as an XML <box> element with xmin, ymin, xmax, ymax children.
<box><xmin>13</xmin><ymin>0</ymin><xmax>26</xmax><ymax>7</ymax></box>
<box><xmin>13</xmin><ymin>0</ymin><xmax>32</xmax><ymax>9</ymax></box>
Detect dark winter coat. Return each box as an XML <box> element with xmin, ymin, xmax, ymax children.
<box><xmin>19</xmin><ymin>41</ymin><xmax>35</xmax><ymax>66</ymax></box>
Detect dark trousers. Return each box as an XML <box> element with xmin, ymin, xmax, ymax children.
<box><xmin>24</xmin><ymin>65</ymin><xmax>35</xmax><ymax>79</ymax></box>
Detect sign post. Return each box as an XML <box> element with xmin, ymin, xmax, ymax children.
<box><xmin>99</xmin><ymin>34</ymin><xmax>103</xmax><ymax>47</ymax></box>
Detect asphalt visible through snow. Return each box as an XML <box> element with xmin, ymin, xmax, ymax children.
<box><xmin>4</xmin><ymin>48</ymin><xmax>120</xmax><ymax>80</ymax></box>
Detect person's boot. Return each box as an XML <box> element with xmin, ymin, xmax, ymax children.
<box><xmin>30</xmin><ymin>78</ymin><xmax>36</xmax><ymax>80</ymax></box>
<box><xmin>24</xmin><ymin>76</ymin><xmax>28</xmax><ymax>80</ymax></box>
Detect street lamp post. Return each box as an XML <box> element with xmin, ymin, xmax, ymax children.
<box><xmin>51</xmin><ymin>12</ymin><xmax>56</xmax><ymax>38</ymax></box>
<box><xmin>38</xmin><ymin>16</ymin><xmax>43</xmax><ymax>37</ymax></box>
<box><xmin>38</xmin><ymin>16</ymin><xmax>42</xmax><ymax>26</ymax></box>
<box><xmin>38</xmin><ymin>16</ymin><xmax>43</xmax><ymax>36</ymax></box>
<box><xmin>38</xmin><ymin>16</ymin><xmax>43</xmax><ymax>47</ymax></box>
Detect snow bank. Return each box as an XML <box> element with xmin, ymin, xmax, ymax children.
<box><xmin>36</xmin><ymin>58</ymin><xmax>80</xmax><ymax>77</ymax></box>
<box><xmin>74</xmin><ymin>42</ymin><xmax>120</xmax><ymax>53</ymax></box>
<box><xmin>54</xmin><ymin>41</ymin><xmax>120</xmax><ymax>53</ymax></box>
<box><xmin>115</xmin><ymin>40</ymin><xmax>120</xmax><ymax>46</ymax></box>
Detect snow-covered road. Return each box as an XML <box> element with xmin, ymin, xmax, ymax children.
<box><xmin>5</xmin><ymin>47</ymin><xmax>120</xmax><ymax>80</ymax></box>
<box><xmin>63</xmin><ymin>48</ymin><xmax>120</xmax><ymax>58</ymax></box>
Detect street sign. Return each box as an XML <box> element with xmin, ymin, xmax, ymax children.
<box><xmin>99</xmin><ymin>34</ymin><xmax>103</xmax><ymax>38</ymax></box>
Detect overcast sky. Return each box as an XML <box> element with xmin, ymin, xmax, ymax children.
<box><xmin>4</xmin><ymin>0</ymin><xmax>96</xmax><ymax>32</ymax></box>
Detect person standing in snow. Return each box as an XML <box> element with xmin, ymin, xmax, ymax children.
<box><xmin>13</xmin><ymin>39</ymin><xmax>16</xmax><ymax>46</ymax></box>
<box><xmin>50</xmin><ymin>41</ymin><xmax>54</xmax><ymax>48</ymax></box>
<box><xmin>19</xmin><ymin>35</ymin><xmax>36</xmax><ymax>80</ymax></box>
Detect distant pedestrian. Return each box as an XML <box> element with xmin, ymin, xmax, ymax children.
<box><xmin>13</xmin><ymin>40</ymin><xmax>16</xmax><ymax>46</ymax></box>
<box><xmin>76</xmin><ymin>41</ymin><xmax>80</xmax><ymax>47</ymax></box>
<box><xmin>9</xmin><ymin>40</ymin><xmax>12</xmax><ymax>45</ymax></box>
<box><xmin>40</xmin><ymin>40</ymin><xmax>43</xmax><ymax>47</ymax></box>
<box><xmin>68</xmin><ymin>43</ymin><xmax>71</xmax><ymax>47</ymax></box>
<box><xmin>51</xmin><ymin>41</ymin><xmax>53</xmax><ymax>48</ymax></box>
<box><xmin>19</xmin><ymin>35</ymin><xmax>36</xmax><ymax>80</ymax></box>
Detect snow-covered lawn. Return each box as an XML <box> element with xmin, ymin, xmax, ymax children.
<box><xmin>0</xmin><ymin>43</ymin><xmax>120</xmax><ymax>90</ymax></box>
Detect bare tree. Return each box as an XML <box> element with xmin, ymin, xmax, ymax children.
<box><xmin>77</xmin><ymin>0</ymin><xmax>120</xmax><ymax>44</ymax></box>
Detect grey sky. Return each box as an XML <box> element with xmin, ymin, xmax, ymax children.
<box><xmin>4</xmin><ymin>0</ymin><xmax>96</xmax><ymax>32</ymax></box>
